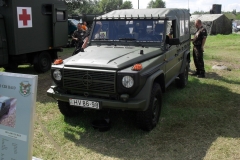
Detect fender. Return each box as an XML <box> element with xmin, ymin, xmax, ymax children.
<box><xmin>132</xmin><ymin>70</ymin><xmax>164</xmax><ymax>111</ymax></box>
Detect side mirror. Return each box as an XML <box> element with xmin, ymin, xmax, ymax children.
<box><xmin>168</xmin><ymin>38</ymin><xmax>180</xmax><ymax>45</ymax></box>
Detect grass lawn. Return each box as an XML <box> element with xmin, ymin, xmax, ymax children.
<box><xmin>1</xmin><ymin>34</ymin><xmax>240</xmax><ymax>160</ymax></box>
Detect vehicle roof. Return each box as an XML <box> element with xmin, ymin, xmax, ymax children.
<box><xmin>96</xmin><ymin>8</ymin><xmax>189</xmax><ymax>20</ymax></box>
<box><xmin>0</xmin><ymin>96</ymin><xmax>11</xmax><ymax>102</ymax></box>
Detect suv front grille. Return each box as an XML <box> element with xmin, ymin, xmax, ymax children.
<box><xmin>63</xmin><ymin>69</ymin><xmax>116</xmax><ymax>93</ymax></box>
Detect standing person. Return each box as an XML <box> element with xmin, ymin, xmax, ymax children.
<box><xmin>72</xmin><ymin>23</ymin><xmax>86</xmax><ymax>56</ymax></box>
<box><xmin>192</xmin><ymin>19</ymin><xmax>207</xmax><ymax>78</ymax></box>
<box><xmin>82</xmin><ymin>21</ymin><xmax>88</xmax><ymax>31</ymax></box>
<box><xmin>168</xmin><ymin>25</ymin><xmax>173</xmax><ymax>39</ymax></box>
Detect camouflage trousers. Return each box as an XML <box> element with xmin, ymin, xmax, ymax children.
<box><xmin>193</xmin><ymin>46</ymin><xmax>205</xmax><ymax>74</ymax></box>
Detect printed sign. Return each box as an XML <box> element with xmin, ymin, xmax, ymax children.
<box><xmin>0</xmin><ymin>72</ymin><xmax>38</xmax><ymax>160</ymax></box>
<box><xmin>17</xmin><ymin>7</ymin><xmax>33</xmax><ymax>28</ymax></box>
<box><xmin>99</xmin><ymin>32</ymin><xmax>107</xmax><ymax>39</ymax></box>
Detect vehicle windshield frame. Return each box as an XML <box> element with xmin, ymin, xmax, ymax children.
<box><xmin>90</xmin><ymin>19</ymin><xmax>166</xmax><ymax>47</ymax></box>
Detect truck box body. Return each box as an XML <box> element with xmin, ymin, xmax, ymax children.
<box><xmin>0</xmin><ymin>0</ymin><xmax>68</xmax><ymax>67</ymax></box>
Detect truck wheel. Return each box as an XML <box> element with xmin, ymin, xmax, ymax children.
<box><xmin>136</xmin><ymin>83</ymin><xmax>162</xmax><ymax>131</ymax></box>
<box><xmin>33</xmin><ymin>52</ymin><xmax>51</xmax><ymax>73</ymax></box>
<box><xmin>58</xmin><ymin>101</ymin><xmax>83</xmax><ymax>117</ymax></box>
<box><xmin>176</xmin><ymin>62</ymin><xmax>189</xmax><ymax>88</ymax></box>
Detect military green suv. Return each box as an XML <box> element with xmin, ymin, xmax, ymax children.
<box><xmin>47</xmin><ymin>8</ymin><xmax>191</xmax><ymax>131</ymax></box>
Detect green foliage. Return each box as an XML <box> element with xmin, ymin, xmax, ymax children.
<box><xmin>98</xmin><ymin>0</ymin><xmax>122</xmax><ymax>13</ymax></box>
<box><xmin>68</xmin><ymin>0</ymin><xmax>133</xmax><ymax>15</ymax></box>
<box><xmin>236</xmin><ymin>14</ymin><xmax>240</xmax><ymax>20</ymax></box>
<box><xmin>147</xmin><ymin>0</ymin><xmax>166</xmax><ymax>8</ymax></box>
<box><xmin>192</xmin><ymin>10</ymin><xmax>209</xmax><ymax>14</ymax></box>
<box><xmin>67</xmin><ymin>1</ymin><xmax>82</xmax><ymax>14</ymax></box>
<box><xmin>120</xmin><ymin>1</ymin><xmax>133</xmax><ymax>9</ymax></box>
<box><xmin>68</xmin><ymin>0</ymin><xmax>101</xmax><ymax>14</ymax></box>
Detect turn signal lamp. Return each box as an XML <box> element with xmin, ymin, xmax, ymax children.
<box><xmin>132</xmin><ymin>63</ymin><xmax>142</xmax><ymax>71</ymax></box>
<box><xmin>53</xmin><ymin>59</ymin><xmax>63</xmax><ymax>65</ymax></box>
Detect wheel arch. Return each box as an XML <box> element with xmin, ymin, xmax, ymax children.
<box><xmin>153</xmin><ymin>73</ymin><xmax>165</xmax><ymax>93</ymax></box>
<box><xmin>134</xmin><ymin>70</ymin><xmax>164</xmax><ymax>111</ymax></box>
<box><xmin>180</xmin><ymin>51</ymin><xmax>190</xmax><ymax>73</ymax></box>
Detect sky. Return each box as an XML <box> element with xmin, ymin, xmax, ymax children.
<box><xmin>124</xmin><ymin>0</ymin><xmax>240</xmax><ymax>13</ymax></box>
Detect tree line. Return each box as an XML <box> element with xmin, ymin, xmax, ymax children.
<box><xmin>67</xmin><ymin>0</ymin><xmax>166</xmax><ymax>14</ymax></box>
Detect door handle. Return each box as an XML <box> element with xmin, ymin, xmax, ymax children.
<box><xmin>164</xmin><ymin>59</ymin><xmax>168</xmax><ymax>62</ymax></box>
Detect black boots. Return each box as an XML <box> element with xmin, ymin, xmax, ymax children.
<box><xmin>192</xmin><ymin>70</ymin><xmax>205</xmax><ymax>78</ymax></box>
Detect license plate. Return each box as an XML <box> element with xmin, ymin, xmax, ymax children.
<box><xmin>69</xmin><ymin>98</ymin><xmax>100</xmax><ymax>109</ymax></box>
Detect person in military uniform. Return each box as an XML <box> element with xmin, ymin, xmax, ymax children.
<box><xmin>72</xmin><ymin>23</ymin><xmax>86</xmax><ymax>56</ymax></box>
<box><xmin>168</xmin><ymin>25</ymin><xmax>173</xmax><ymax>39</ymax></box>
<box><xmin>192</xmin><ymin>19</ymin><xmax>207</xmax><ymax>78</ymax></box>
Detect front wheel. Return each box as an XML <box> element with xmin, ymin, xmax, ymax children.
<box><xmin>58</xmin><ymin>101</ymin><xmax>83</xmax><ymax>117</ymax></box>
<box><xmin>175</xmin><ymin>62</ymin><xmax>189</xmax><ymax>88</ymax></box>
<box><xmin>136</xmin><ymin>83</ymin><xmax>162</xmax><ymax>131</ymax></box>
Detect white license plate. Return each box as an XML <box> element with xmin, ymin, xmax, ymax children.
<box><xmin>69</xmin><ymin>99</ymin><xmax>100</xmax><ymax>109</ymax></box>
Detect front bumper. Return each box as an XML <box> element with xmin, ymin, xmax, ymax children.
<box><xmin>47</xmin><ymin>86</ymin><xmax>146</xmax><ymax>111</ymax></box>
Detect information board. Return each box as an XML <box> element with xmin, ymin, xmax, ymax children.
<box><xmin>0</xmin><ymin>72</ymin><xmax>38</xmax><ymax>160</ymax></box>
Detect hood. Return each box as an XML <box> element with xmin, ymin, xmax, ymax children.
<box><xmin>64</xmin><ymin>46</ymin><xmax>162</xmax><ymax>69</ymax></box>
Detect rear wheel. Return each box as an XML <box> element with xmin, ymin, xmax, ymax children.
<box><xmin>176</xmin><ymin>62</ymin><xmax>189</xmax><ymax>88</ymax></box>
<box><xmin>136</xmin><ymin>83</ymin><xmax>162</xmax><ymax>131</ymax></box>
<box><xmin>33</xmin><ymin>51</ymin><xmax>52</xmax><ymax>73</ymax></box>
<box><xmin>58</xmin><ymin>101</ymin><xmax>83</xmax><ymax>117</ymax></box>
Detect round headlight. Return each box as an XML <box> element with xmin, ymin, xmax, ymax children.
<box><xmin>53</xmin><ymin>70</ymin><xmax>62</xmax><ymax>81</ymax></box>
<box><xmin>122</xmin><ymin>76</ymin><xmax>134</xmax><ymax>88</ymax></box>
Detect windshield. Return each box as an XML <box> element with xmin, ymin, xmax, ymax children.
<box><xmin>91</xmin><ymin>20</ymin><xmax>165</xmax><ymax>43</ymax></box>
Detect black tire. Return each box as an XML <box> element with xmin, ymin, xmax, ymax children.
<box><xmin>136</xmin><ymin>83</ymin><xmax>162</xmax><ymax>131</ymax></box>
<box><xmin>33</xmin><ymin>52</ymin><xmax>51</xmax><ymax>73</ymax></box>
<box><xmin>58</xmin><ymin>101</ymin><xmax>83</xmax><ymax>117</ymax></box>
<box><xmin>176</xmin><ymin>62</ymin><xmax>189</xmax><ymax>88</ymax></box>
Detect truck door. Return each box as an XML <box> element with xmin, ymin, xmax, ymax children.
<box><xmin>0</xmin><ymin>15</ymin><xmax>8</xmax><ymax>66</ymax></box>
<box><xmin>52</xmin><ymin>5</ymin><xmax>68</xmax><ymax>47</ymax></box>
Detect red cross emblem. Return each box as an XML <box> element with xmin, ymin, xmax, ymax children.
<box><xmin>17</xmin><ymin>7</ymin><xmax>32</xmax><ymax>28</ymax></box>
<box><xmin>19</xmin><ymin>9</ymin><xmax>31</xmax><ymax>26</ymax></box>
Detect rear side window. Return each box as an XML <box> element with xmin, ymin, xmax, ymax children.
<box><xmin>56</xmin><ymin>11</ymin><xmax>66</xmax><ymax>21</ymax></box>
<box><xmin>180</xmin><ymin>19</ymin><xmax>185</xmax><ymax>36</ymax></box>
<box><xmin>185</xmin><ymin>19</ymin><xmax>189</xmax><ymax>34</ymax></box>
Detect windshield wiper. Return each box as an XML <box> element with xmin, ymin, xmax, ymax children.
<box><xmin>119</xmin><ymin>38</ymin><xmax>136</xmax><ymax>41</ymax></box>
<box><xmin>94</xmin><ymin>38</ymin><xmax>109</xmax><ymax>40</ymax></box>
<box><xmin>119</xmin><ymin>38</ymin><xmax>143</xmax><ymax>47</ymax></box>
